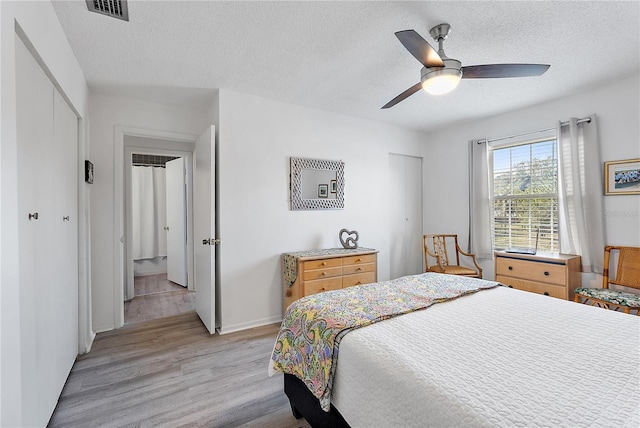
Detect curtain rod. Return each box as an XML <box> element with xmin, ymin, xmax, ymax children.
<box><xmin>478</xmin><ymin>116</ymin><xmax>592</xmax><ymax>144</ymax></box>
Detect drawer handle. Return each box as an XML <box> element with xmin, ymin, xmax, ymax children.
<box><xmin>320</xmin><ymin>288</ymin><xmax>326</xmax><ymax>292</ymax></box>
<box><xmin>321</xmin><ymin>272</ymin><xmax>326</xmax><ymax>276</ymax></box>
<box><xmin>356</xmin><ymin>258</ymin><xmax>361</xmax><ymax>262</ymax></box>
<box><xmin>356</xmin><ymin>267</ymin><xmax>362</xmax><ymax>271</ymax></box>
<box><xmin>544</xmin><ymin>271</ymin><xmax>549</xmax><ymax>276</ymax></box>
<box><xmin>356</xmin><ymin>281</ymin><xmax>362</xmax><ymax>285</ymax></box>
<box><xmin>508</xmin><ymin>266</ymin><xmax>513</xmax><ymax>271</ymax></box>
<box><xmin>321</xmin><ymin>262</ymin><xmax>326</xmax><ymax>266</ymax></box>
<box><xmin>508</xmin><ymin>285</ymin><xmax>513</xmax><ymax>288</ymax></box>
<box><xmin>543</xmin><ymin>292</ymin><xmax>549</xmax><ymax>296</ymax></box>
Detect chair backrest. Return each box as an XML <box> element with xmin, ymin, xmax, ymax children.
<box><xmin>603</xmin><ymin>246</ymin><xmax>640</xmax><ymax>290</ymax></box>
<box><xmin>424</xmin><ymin>234</ymin><xmax>461</xmax><ymax>267</ymax></box>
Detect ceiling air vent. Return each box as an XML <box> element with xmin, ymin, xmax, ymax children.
<box><xmin>86</xmin><ymin>0</ymin><xmax>129</xmax><ymax>22</ymax></box>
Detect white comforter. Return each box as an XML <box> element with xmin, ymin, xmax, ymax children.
<box><xmin>331</xmin><ymin>286</ymin><xmax>640</xmax><ymax>427</ymax></box>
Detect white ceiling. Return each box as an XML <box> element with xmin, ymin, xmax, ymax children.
<box><xmin>52</xmin><ymin>1</ymin><xmax>640</xmax><ymax>133</ymax></box>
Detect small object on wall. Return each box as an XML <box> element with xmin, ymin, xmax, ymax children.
<box><xmin>318</xmin><ymin>184</ymin><xmax>328</xmax><ymax>198</ymax></box>
<box><xmin>604</xmin><ymin>158</ymin><xmax>640</xmax><ymax>195</ymax></box>
<box><xmin>85</xmin><ymin>160</ymin><xmax>94</xmax><ymax>184</ymax></box>
<box><xmin>340</xmin><ymin>228</ymin><xmax>359</xmax><ymax>249</ymax></box>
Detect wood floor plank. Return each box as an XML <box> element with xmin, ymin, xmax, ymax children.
<box><xmin>48</xmin><ymin>313</ymin><xmax>309</xmax><ymax>428</ymax></box>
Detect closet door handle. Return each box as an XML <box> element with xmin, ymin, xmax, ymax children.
<box><xmin>63</xmin><ymin>216</ymin><xmax>70</xmax><ymax>221</ymax></box>
<box><xmin>28</xmin><ymin>212</ymin><xmax>39</xmax><ymax>220</ymax></box>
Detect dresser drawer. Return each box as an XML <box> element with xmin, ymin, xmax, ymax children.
<box><xmin>342</xmin><ymin>262</ymin><xmax>376</xmax><ymax>275</ymax></box>
<box><xmin>496</xmin><ymin>257</ymin><xmax>566</xmax><ymax>286</ymax></box>
<box><xmin>283</xmin><ymin>249</ymin><xmax>379</xmax><ymax>310</ymax></box>
<box><xmin>343</xmin><ymin>272</ymin><xmax>377</xmax><ymax>288</ymax></box>
<box><xmin>497</xmin><ymin>275</ymin><xmax>567</xmax><ymax>299</ymax></box>
<box><xmin>303</xmin><ymin>266</ymin><xmax>342</xmax><ymax>281</ymax></box>
<box><xmin>304</xmin><ymin>277</ymin><xmax>343</xmax><ymax>296</ymax></box>
<box><xmin>343</xmin><ymin>254</ymin><xmax>377</xmax><ymax>266</ymax></box>
<box><xmin>303</xmin><ymin>258</ymin><xmax>342</xmax><ymax>271</ymax></box>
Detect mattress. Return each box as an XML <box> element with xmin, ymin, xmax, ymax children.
<box><xmin>331</xmin><ymin>286</ymin><xmax>640</xmax><ymax>427</ymax></box>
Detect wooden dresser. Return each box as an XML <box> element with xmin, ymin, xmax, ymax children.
<box><xmin>282</xmin><ymin>248</ymin><xmax>378</xmax><ymax>310</ymax></box>
<box><xmin>494</xmin><ymin>251</ymin><xmax>581</xmax><ymax>301</ymax></box>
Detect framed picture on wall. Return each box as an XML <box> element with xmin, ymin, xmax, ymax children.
<box><xmin>330</xmin><ymin>179</ymin><xmax>337</xmax><ymax>193</ymax></box>
<box><xmin>604</xmin><ymin>158</ymin><xmax>640</xmax><ymax>195</ymax></box>
<box><xmin>318</xmin><ymin>184</ymin><xmax>328</xmax><ymax>198</ymax></box>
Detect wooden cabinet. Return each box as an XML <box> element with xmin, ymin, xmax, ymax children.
<box><xmin>283</xmin><ymin>249</ymin><xmax>378</xmax><ymax>310</ymax></box>
<box><xmin>494</xmin><ymin>252</ymin><xmax>581</xmax><ymax>301</ymax></box>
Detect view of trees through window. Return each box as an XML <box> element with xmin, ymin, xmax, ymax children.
<box><xmin>491</xmin><ymin>139</ymin><xmax>558</xmax><ymax>251</ymax></box>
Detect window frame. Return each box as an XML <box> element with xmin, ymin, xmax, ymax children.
<box><xmin>488</xmin><ymin>135</ymin><xmax>559</xmax><ymax>252</ymax></box>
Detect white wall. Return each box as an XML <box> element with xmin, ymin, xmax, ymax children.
<box><xmin>216</xmin><ymin>89</ymin><xmax>428</xmax><ymax>333</ymax></box>
<box><xmin>134</xmin><ymin>258</ymin><xmax>167</xmax><ymax>276</ymax></box>
<box><xmin>89</xmin><ymin>93</ymin><xmax>210</xmax><ymax>332</ymax></box>
<box><xmin>0</xmin><ymin>2</ymin><xmax>90</xmax><ymax>425</ymax></box>
<box><xmin>422</xmin><ymin>73</ymin><xmax>640</xmax><ymax>285</ymax></box>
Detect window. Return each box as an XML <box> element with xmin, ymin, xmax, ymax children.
<box><xmin>490</xmin><ymin>138</ymin><xmax>558</xmax><ymax>252</ymax></box>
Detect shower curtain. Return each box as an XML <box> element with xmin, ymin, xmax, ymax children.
<box><xmin>132</xmin><ymin>166</ymin><xmax>167</xmax><ymax>260</ymax></box>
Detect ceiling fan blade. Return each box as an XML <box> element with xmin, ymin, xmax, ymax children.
<box><xmin>381</xmin><ymin>83</ymin><xmax>422</xmax><ymax>109</ymax></box>
<box><xmin>461</xmin><ymin>64</ymin><xmax>550</xmax><ymax>79</ymax></box>
<box><xmin>395</xmin><ymin>30</ymin><xmax>444</xmax><ymax>68</ymax></box>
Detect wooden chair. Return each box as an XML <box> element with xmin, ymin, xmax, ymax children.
<box><xmin>424</xmin><ymin>234</ymin><xmax>482</xmax><ymax>278</ymax></box>
<box><xmin>574</xmin><ymin>246</ymin><xmax>640</xmax><ymax>315</ymax></box>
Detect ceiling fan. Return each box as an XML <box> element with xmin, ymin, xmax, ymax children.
<box><xmin>382</xmin><ymin>23</ymin><xmax>550</xmax><ymax>109</ymax></box>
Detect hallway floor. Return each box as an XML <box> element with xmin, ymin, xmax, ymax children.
<box><xmin>124</xmin><ymin>274</ymin><xmax>195</xmax><ymax>324</ymax></box>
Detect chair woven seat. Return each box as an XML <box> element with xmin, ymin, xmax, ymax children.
<box><xmin>574</xmin><ymin>246</ymin><xmax>640</xmax><ymax>315</ymax></box>
<box><xmin>440</xmin><ymin>266</ymin><xmax>479</xmax><ymax>276</ymax></box>
<box><xmin>574</xmin><ymin>287</ymin><xmax>640</xmax><ymax>308</ymax></box>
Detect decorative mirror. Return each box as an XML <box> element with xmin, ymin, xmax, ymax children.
<box><xmin>290</xmin><ymin>157</ymin><xmax>344</xmax><ymax>210</ymax></box>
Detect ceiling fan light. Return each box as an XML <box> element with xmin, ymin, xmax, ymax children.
<box><xmin>421</xmin><ymin>59</ymin><xmax>462</xmax><ymax>95</ymax></box>
<box><xmin>422</xmin><ymin>73</ymin><xmax>461</xmax><ymax>95</ymax></box>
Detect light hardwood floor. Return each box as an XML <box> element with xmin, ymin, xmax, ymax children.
<box><xmin>48</xmin><ymin>313</ymin><xmax>310</xmax><ymax>428</ymax></box>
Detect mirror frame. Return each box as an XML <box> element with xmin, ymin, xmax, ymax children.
<box><xmin>290</xmin><ymin>157</ymin><xmax>344</xmax><ymax>210</ymax></box>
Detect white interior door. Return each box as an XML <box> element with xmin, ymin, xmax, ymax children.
<box><xmin>389</xmin><ymin>154</ymin><xmax>405</xmax><ymax>279</ymax></box>
<box><xmin>166</xmin><ymin>157</ymin><xmax>187</xmax><ymax>286</ymax></box>
<box><xmin>404</xmin><ymin>155</ymin><xmax>424</xmax><ymax>274</ymax></box>
<box><xmin>389</xmin><ymin>153</ymin><xmax>424</xmax><ymax>279</ymax></box>
<box><xmin>194</xmin><ymin>125</ymin><xmax>216</xmax><ymax>333</ymax></box>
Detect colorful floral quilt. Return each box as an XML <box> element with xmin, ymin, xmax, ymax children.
<box><xmin>268</xmin><ymin>272</ymin><xmax>499</xmax><ymax>411</ymax></box>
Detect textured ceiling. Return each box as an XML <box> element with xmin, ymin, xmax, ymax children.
<box><xmin>52</xmin><ymin>1</ymin><xmax>640</xmax><ymax>133</ymax></box>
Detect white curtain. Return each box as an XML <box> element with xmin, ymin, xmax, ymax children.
<box><xmin>557</xmin><ymin>116</ymin><xmax>605</xmax><ymax>273</ymax></box>
<box><xmin>132</xmin><ymin>166</ymin><xmax>167</xmax><ymax>260</ymax></box>
<box><xmin>469</xmin><ymin>140</ymin><xmax>493</xmax><ymax>259</ymax></box>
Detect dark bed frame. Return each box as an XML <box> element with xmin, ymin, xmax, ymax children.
<box><xmin>284</xmin><ymin>373</ymin><xmax>351</xmax><ymax>428</ymax></box>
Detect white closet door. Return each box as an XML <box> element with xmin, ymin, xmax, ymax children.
<box><xmin>404</xmin><ymin>155</ymin><xmax>424</xmax><ymax>275</ymax></box>
<box><xmin>16</xmin><ymin>36</ymin><xmax>53</xmax><ymax>427</ymax></box>
<box><xmin>389</xmin><ymin>154</ymin><xmax>424</xmax><ymax>279</ymax></box>
<box><xmin>16</xmin><ymin>36</ymin><xmax>79</xmax><ymax>426</ymax></box>
<box><xmin>53</xmin><ymin>90</ymin><xmax>79</xmax><ymax>388</ymax></box>
<box><xmin>389</xmin><ymin>154</ymin><xmax>406</xmax><ymax>280</ymax></box>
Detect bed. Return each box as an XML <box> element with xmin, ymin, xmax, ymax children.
<box><xmin>269</xmin><ymin>273</ymin><xmax>640</xmax><ymax>428</ymax></box>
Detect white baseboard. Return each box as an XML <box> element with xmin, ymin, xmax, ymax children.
<box><xmin>216</xmin><ymin>315</ymin><xmax>282</xmax><ymax>335</ymax></box>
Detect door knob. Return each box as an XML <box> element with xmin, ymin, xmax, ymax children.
<box><xmin>63</xmin><ymin>216</ymin><xmax>70</xmax><ymax>221</ymax></box>
<box><xmin>164</xmin><ymin>226</ymin><xmax>169</xmax><ymax>231</ymax></box>
<box><xmin>28</xmin><ymin>212</ymin><xmax>39</xmax><ymax>220</ymax></box>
